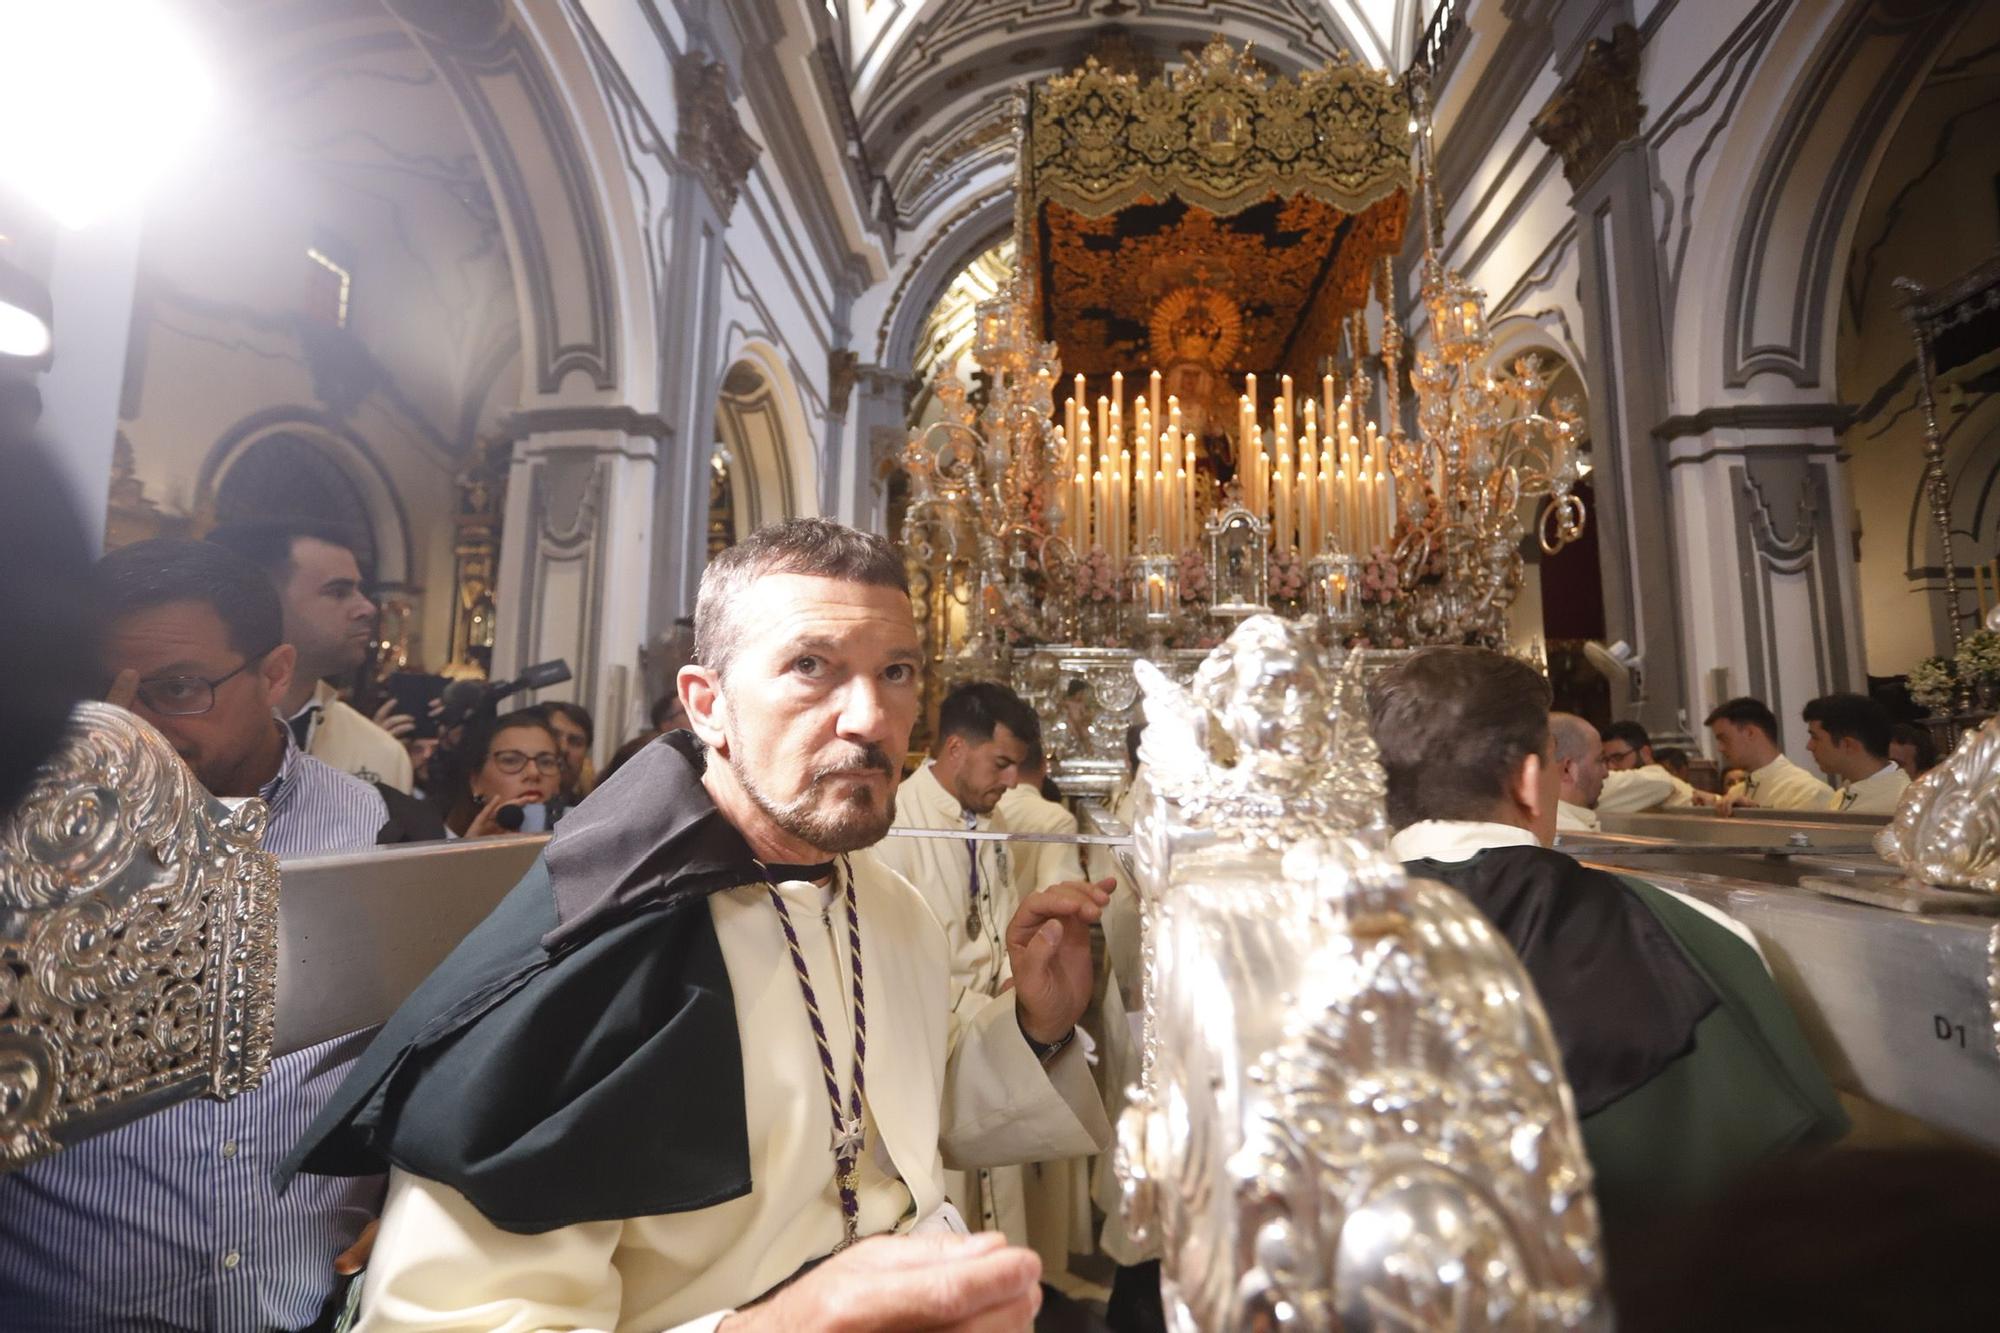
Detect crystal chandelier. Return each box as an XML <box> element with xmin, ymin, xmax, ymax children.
<box><xmin>898</xmin><ymin>282</ymin><xmax>1064</xmax><ymax>689</ymax></box>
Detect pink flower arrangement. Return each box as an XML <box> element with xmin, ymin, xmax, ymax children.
<box><xmin>1176</xmin><ymin>548</ymin><xmax>1210</xmax><ymax>604</ymax></box>
<box><xmin>1077</xmin><ymin>547</ymin><xmax>1123</xmax><ymax>604</ymax></box>
<box><xmin>1269</xmin><ymin>547</ymin><xmax>1305</xmax><ymax>602</ymax></box>
<box><xmin>1361</xmin><ymin>548</ymin><xmax>1401</xmax><ymax>605</ymax></box>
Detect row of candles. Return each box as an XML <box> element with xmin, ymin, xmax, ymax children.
<box><xmin>1054</xmin><ymin>370</ymin><xmax>1399</xmax><ymax>563</ymax></box>
<box><xmin>1239</xmin><ymin>373</ymin><xmax>1397</xmax><ymax>560</ymax></box>
<box><xmin>1057</xmin><ymin>372</ymin><xmax>1200</xmax><ymax>563</ymax></box>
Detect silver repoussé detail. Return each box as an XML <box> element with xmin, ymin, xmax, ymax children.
<box><xmin>1875</xmin><ymin>710</ymin><xmax>2000</xmax><ymax>896</ymax></box>
<box><xmin>0</xmin><ymin>703</ymin><xmax>280</xmax><ymax>1170</ymax></box>
<box><xmin>1116</xmin><ymin>614</ymin><xmax>1606</xmax><ymax>1330</ymax></box>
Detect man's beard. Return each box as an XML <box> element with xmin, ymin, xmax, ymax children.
<box><xmin>730</xmin><ymin>741</ymin><xmax>897</xmax><ymax>853</ymax></box>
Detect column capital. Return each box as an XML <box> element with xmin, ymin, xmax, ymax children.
<box><xmin>675</xmin><ymin>53</ymin><xmax>761</xmax><ymax>217</ymax></box>
<box><xmin>1531</xmin><ymin>22</ymin><xmax>1644</xmax><ymax>192</ymax></box>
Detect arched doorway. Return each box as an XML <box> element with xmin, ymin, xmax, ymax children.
<box><xmin>212</xmin><ymin>431</ymin><xmax>381</xmax><ymax>574</ymax></box>
<box><xmin>713</xmin><ymin>355</ymin><xmax>812</xmax><ymax>537</ymax></box>
<box><xmin>1834</xmin><ymin>4</ymin><xmax>2000</xmax><ymax>682</ymax></box>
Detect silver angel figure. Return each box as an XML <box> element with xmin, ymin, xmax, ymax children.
<box><xmin>1117</xmin><ymin>615</ymin><xmax>1605</xmax><ymax>1331</ymax></box>
<box><xmin>1875</xmin><ymin>711</ymin><xmax>2000</xmax><ymax>895</ymax></box>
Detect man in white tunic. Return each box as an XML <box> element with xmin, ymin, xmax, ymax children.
<box><xmin>875</xmin><ymin>683</ymin><xmax>1109</xmax><ymax>1264</ymax></box>
<box><xmin>1706</xmin><ymin>696</ymin><xmax>1836</xmax><ymax>813</ymax></box>
<box><xmin>1551</xmin><ymin>712</ymin><xmax>1608</xmax><ymax>833</ymax></box>
<box><xmin>283</xmin><ymin>520</ymin><xmax>1111</xmax><ymax>1332</ymax></box>
<box><xmin>1597</xmin><ymin>721</ymin><xmax>1698</xmax><ymax>812</ymax></box>
<box><xmin>996</xmin><ymin>738</ymin><xmax>1085</xmax><ymax>906</ymax></box>
<box><xmin>1803</xmin><ymin>692</ymin><xmax>1912</xmax><ymax>815</ymax></box>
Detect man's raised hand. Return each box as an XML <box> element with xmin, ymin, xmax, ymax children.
<box><xmin>1006</xmin><ymin>878</ymin><xmax>1111</xmax><ymax>1046</ymax></box>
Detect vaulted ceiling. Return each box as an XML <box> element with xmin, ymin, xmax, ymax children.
<box><xmin>833</xmin><ymin>1</ymin><xmax>1434</xmax><ymax>245</ymax></box>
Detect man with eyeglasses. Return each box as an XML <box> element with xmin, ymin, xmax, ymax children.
<box><xmin>1595</xmin><ymin>720</ymin><xmax>1697</xmax><ymax>814</ymax></box>
<box><xmin>0</xmin><ymin>539</ymin><xmax>390</xmax><ymax>1333</ymax></box>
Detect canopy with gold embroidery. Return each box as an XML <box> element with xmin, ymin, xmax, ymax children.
<box><xmin>1023</xmin><ymin>39</ymin><xmax>1412</xmax><ymax>389</ymax></box>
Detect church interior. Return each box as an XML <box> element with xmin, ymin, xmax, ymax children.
<box><xmin>2</xmin><ymin>1</ymin><xmax>2000</xmax><ymax>1329</ymax></box>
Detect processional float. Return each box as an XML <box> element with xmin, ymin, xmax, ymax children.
<box><xmin>899</xmin><ymin>40</ymin><xmax>1588</xmax><ymax>794</ymax></box>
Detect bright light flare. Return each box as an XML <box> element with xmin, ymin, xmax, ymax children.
<box><xmin>0</xmin><ymin>0</ymin><xmax>219</xmax><ymax>230</ymax></box>
<box><xmin>0</xmin><ymin>298</ymin><xmax>52</xmax><ymax>359</ymax></box>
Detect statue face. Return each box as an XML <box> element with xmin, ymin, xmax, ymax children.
<box><xmin>1198</xmin><ymin>617</ymin><xmax>1331</xmax><ymax>771</ymax></box>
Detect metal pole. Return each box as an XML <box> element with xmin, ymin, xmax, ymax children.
<box><xmin>1894</xmin><ymin>276</ymin><xmax>1968</xmax><ymax>657</ymax></box>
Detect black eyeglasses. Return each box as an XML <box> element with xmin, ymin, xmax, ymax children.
<box><xmin>134</xmin><ymin>648</ymin><xmax>277</xmax><ymax>717</ymax></box>
<box><xmin>488</xmin><ymin>749</ymin><xmax>562</xmax><ymax>775</ymax></box>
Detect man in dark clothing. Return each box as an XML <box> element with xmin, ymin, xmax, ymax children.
<box><xmin>1367</xmin><ymin>646</ymin><xmax>1846</xmax><ymax>1236</ymax></box>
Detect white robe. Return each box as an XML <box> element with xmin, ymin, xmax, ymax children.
<box><xmin>1556</xmin><ymin>799</ymin><xmax>1602</xmax><ymax>833</ymax></box>
<box><xmin>1598</xmin><ymin>764</ymin><xmax>1693</xmax><ymax>813</ymax></box>
<box><xmin>303</xmin><ymin>680</ymin><xmax>415</xmax><ymax>793</ymax></box>
<box><xmin>353</xmin><ymin>854</ymin><xmax>1109</xmax><ymax>1333</ymax></box>
<box><xmin>875</xmin><ymin>764</ymin><xmax>1015</xmax><ymax>1027</ymax></box>
<box><xmin>996</xmin><ymin>783</ymin><xmax>1085</xmax><ymax>904</ymax></box>
<box><xmin>1740</xmin><ymin>754</ymin><xmax>1837</xmax><ymax>812</ymax></box>
<box><xmin>1836</xmin><ymin>762</ymin><xmax>1911</xmax><ymax>815</ymax></box>
<box><xmin>873</xmin><ymin>765</ymin><xmax>1024</xmax><ymax>1248</ymax></box>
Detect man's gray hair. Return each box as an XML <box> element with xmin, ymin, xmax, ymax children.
<box><xmin>1549</xmin><ymin>712</ymin><xmax>1601</xmax><ymax>766</ymax></box>
<box><xmin>694</xmin><ymin>518</ymin><xmax>909</xmax><ymax>680</ymax></box>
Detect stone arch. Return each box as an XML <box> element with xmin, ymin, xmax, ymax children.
<box><xmin>876</xmin><ymin>190</ymin><xmax>1016</xmax><ymax>376</ymax></box>
<box><xmin>389</xmin><ymin>0</ymin><xmax>661</xmax><ymax>410</ymax></box>
<box><xmin>199</xmin><ymin>408</ymin><xmax>414</xmax><ymax>586</ymax></box>
<box><xmin>1669</xmin><ymin>0</ymin><xmax>1968</xmax><ymax>406</ymax></box>
<box><xmin>714</xmin><ymin>346</ymin><xmax>817</xmax><ymax>533</ymax></box>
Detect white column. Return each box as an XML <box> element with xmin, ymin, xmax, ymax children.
<box><xmin>1666</xmin><ymin>416</ymin><xmax>1864</xmax><ymax>759</ymax></box>
<box><xmin>35</xmin><ymin>211</ymin><xmax>144</xmax><ymax>552</ymax></box>
<box><xmin>491</xmin><ymin>412</ymin><xmax>663</xmax><ymax>758</ymax></box>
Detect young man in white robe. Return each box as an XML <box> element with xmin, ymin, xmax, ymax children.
<box><xmin>1803</xmin><ymin>692</ymin><xmax>1912</xmax><ymax>816</ymax></box>
<box><xmin>283</xmin><ymin>520</ymin><xmax>1112</xmax><ymax>1332</ymax></box>
<box><xmin>1706</xmin><ymin>696</ymin><xmax>1837</xmax><ymax>813</ymax></box>
<box><xmin>874</xmin><ymin>683</ymin><xmax>1112</xmax><ymax>1273</ymax></box>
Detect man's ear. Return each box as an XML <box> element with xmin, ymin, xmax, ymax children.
<box><xmin>1510</xmin><ymin>749</ymin><xmax>1555</xmax><ymax>821</ymax></box>
<box><xmin>679</xmin><ymin>664</ymin><xmax>728</xmax><ymax>754</ymax></box>
<box><xmin>260</xmin><ymin>643</ymin><xmax>297</xmax><ymax>707</ymax></box>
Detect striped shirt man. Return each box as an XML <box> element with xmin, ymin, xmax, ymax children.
<box><xmin>0</xmin><ymin>725</ymin><xmax>389</xmax><ymax>1332</ymax></box>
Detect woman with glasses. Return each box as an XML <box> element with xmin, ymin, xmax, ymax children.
<box><xmin>443</xmin><ymin>709</ymin><xmax>564</xmax><ymax>838</ymax></box>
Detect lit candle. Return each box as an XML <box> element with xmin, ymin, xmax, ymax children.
<box><xmin>1299</xmin><ymin>434</ymin><xmax>1319</xmax><ymax>559</ymax></box>
<box><xmin>1119</xmin><ymin>449</ymin><xmax>1133</xmax><ymax>564</ymax></box>
<box><xmin>1182</xmin><ymin>432</ymin><xmax>1197</xmax><ymax>546</ymax></box>
<box><xmin>1137</xmin><ymin>430</ymin><xmax>1153</xmax><ymax>552</ymax></box>
<box><xmin>1093</xmin><ymin>469</ymin><xmax>1107</xmax><ymax>557</ymax></box>
<box><xmin>1174</xmin><ymin>466</ymin><xmax>1189</xmax><ymax>553</ymax></box>
<box><xmin>1097</xmin><ymin>396</ymin><xmax>1110</xmax><ymax>461</ymax></box>
<box><xmin>1149</xmin><ymin>369</ymin><xmax>1162</xmax><ymax>430</ymax></box>
<box><xmin>1275</xmin><ymin>430</ymin><xmax>1293</xmax><ymax>554</ymax></box>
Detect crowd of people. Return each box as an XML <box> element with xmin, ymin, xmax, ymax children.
<box><xmin>1</xmin><ymin>508</ymin><xmax>1995</xmax><ymax>1331</ymax></box>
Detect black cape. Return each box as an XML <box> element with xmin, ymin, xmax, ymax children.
<box><xmin>277</xmin><ymin>732</ymin><xmax>759</xmax><ymax>1233</ymax></box>
<box><xmin>1405</xmin><ymin>844</ymin><xmax>1719</xmax><ymax>1117</ymax></box>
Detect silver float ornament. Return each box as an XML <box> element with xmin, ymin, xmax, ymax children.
<box><xmin>1117</xmin><ymin>615</ymin><xmax>1606</xmax><ymax>1330</ymax></box>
